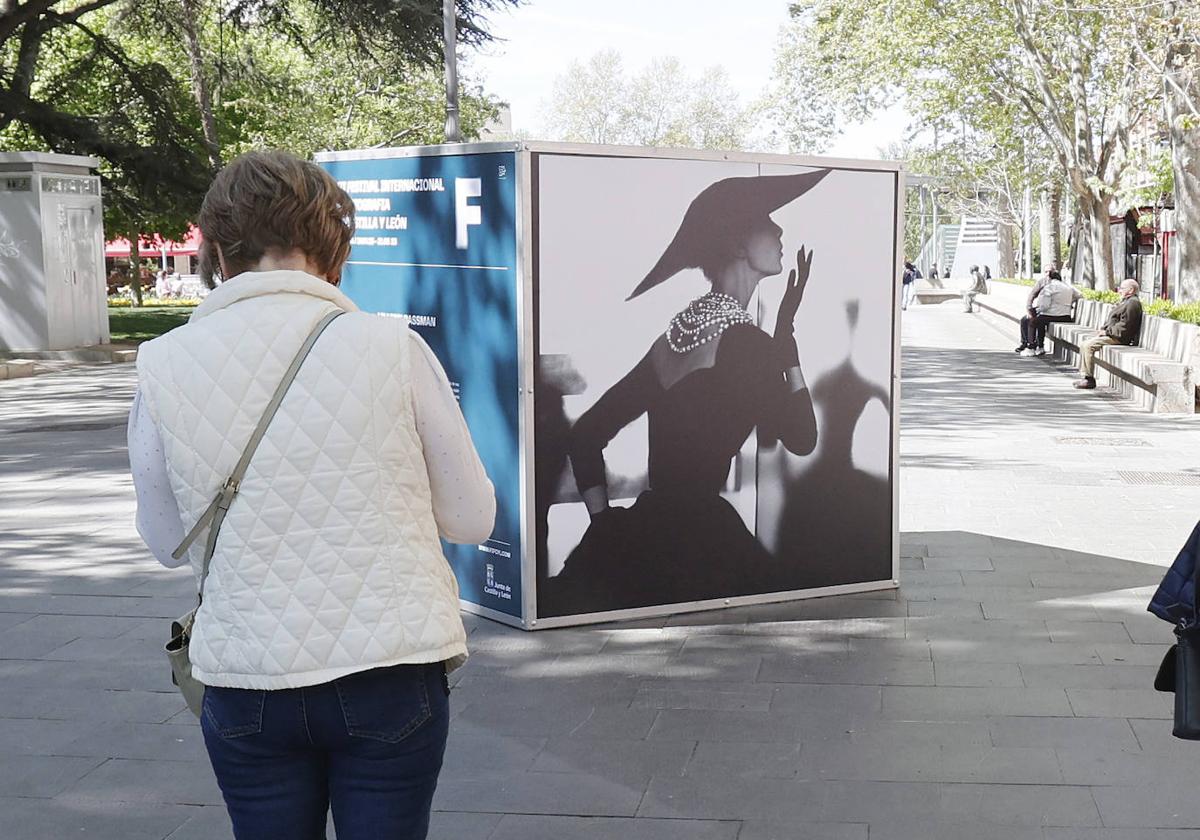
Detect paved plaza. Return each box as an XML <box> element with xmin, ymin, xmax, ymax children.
<box><xmin>2</xmin><ymin>300</ymin><xmax>1200</xmax><ymax>839</ymax></box>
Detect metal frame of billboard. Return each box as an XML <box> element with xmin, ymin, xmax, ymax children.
<box><xmin>315</xmin><ymin>141</ymin><xmax>903</xmax><ymax>630</ymax></box>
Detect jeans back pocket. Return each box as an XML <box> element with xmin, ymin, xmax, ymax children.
<box><xmin>335</xmin><ymin>664</ymin><xmax>431</xmax><ymax>743</ymax></box>
<box><xmin>202</xmin><ymin>686</ymin><xmax>266</xmax><ymax>739</ymax></box>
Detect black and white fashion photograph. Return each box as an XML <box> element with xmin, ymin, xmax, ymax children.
<box><xmin>533</xmin><ymin>154</ymin><xmax>898</xmax><ymax>619</ymax></box>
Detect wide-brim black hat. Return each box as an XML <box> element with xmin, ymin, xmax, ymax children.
<box><xmin>628</xmin><ymin>169</ymin><xmax>830</xmax><ymax>300</ymax></box>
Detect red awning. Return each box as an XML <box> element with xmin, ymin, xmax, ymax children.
<box><xmin>105</xmin><ymin>225</ymin><xmax>201</xmax><ymax>258</ymax></box>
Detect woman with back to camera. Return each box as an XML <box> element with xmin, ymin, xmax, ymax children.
<box><xmin>541</xmin><ymin>170</ymin><xmax>828</xmax><ymax>616</ymax></box>
<box><xmin>127</xmin><ymin>150</ymin><xmax>494</xmax><ymax>839</ymax></box>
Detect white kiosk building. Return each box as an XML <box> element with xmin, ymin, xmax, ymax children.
<box><xmin>0</xmin><ymin>152</ymin><xmax>108</xmax><ymax>352</ymax></box>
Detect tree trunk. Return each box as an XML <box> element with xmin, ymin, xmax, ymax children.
<box><xmin>998</xmin><ymin>221</ymin><xmax>1017</xmax><ymax>278</ymax></box>
<box><xmin>1039</xmin><ymin>187</ymin><xmax>1053</xmax><ymax>273</ymax></box>
<box><xmin>128</xmin><ymin>236</ymin><xmax>143</xmax><ymax>307</ymax></box>
<box><xmin>1165</xmin><ymin>8</ymin><xmax>1200</xmax><ymax>302</ymax></box>
<box><xmin>1050</xmin><ymin>181</ymin><xmax>1063</xmax><ymax>271</ymax></box>
<box><xmin>179</xmin><ymin>0</ymin><xmax>220</xmax><ymax>168</ymax></box>
<box><xmin>1085</xmin><ymin>192</ymin><xmax>1115</xmax><ymax>291</ymax></box>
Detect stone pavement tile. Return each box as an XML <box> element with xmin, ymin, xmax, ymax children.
<box><xmin>440</xmin><ymin>729</ymin><xmax>544</xmax><ymax>779</ymax></box>
<box><xmin>898</xmin><ymin>569</ymin><xmax>965</xmax><ymax>587</ymax></box>
<box><xmin>0</xmin><ymin>686</ymin><xmax>185</xmax><ymax>723</ymax></box>
<box><xmin>684</xmin><ymin>741</ymin><xmax>805</xmax><ymax>779</ymax></box>
<box><xmin>428</xmin><ymin>811</ymin><xmax>503</xmax><ymax>840</ymax></box>
<box><xmin>817</xmin><ymin>780</ymin><xmax>942</xmax><ymax>822</ymax></box>
<box><xmin>1091</xmin><ymin>777</ymin><xmax>1200</xmax><ymax>828</ymax></box>
<box><xmin>0</xmin><ymin>715</ymin><xmax>93</xmax><ymax>755</ymax></box>
<box><xmin>0</xmin><ymin>592</ymin><xmax>196</xmax><ymax>618</ymax></box>
<box><xmin>867</xmin><ymin>818</ymin><xmax>1044</xmax><ymax>840</ymax></box>
<box><xmin>41</xmin><ymin>632</ymin><xmax>163</xmax><ymax>662</ymax></box>
<box><xmin>433</xmin><ymin>772</ymin><xmax>644</xmax><ymax>817</ymax></box>
<box><xmin>0</xmin><ymin>753</ymin><xmax>105</xmax><ymax>796</ymax></box>
<box><xmin>449</xmin><ymin>696</ymin><xmax>598</xmax><ymax>737</ymax></box>
<box><xmin>1096</xmin><ymin>642</ymin><xmax>1173</xmax><ymax>666</ymax></box>
<box><xmin>451</xmin><ymin>672</ymin><xmax>641</xmax><ymax>707</ymax></box>
<box><xmin>842</xmin><ymin>719</ymin><xmax>993</xmax><ymax>749</ymax></box>
<box><xmin>648</xmin><ymin>709</ymin><xmax>812</xmax><ymax>743</ymax></box>
<box><xmin>638</xmin><ymin>776</ymin><xmax>824</xmax><ymax>821</ymax></box>
<box><xmin>657</xmin><ymin>651</ymin><xmax>765</xmax><ymax>682</ymax></box>
<box><xmin>933</xmin><ymin>662</ymin><xmax>1024</xmax><ymax>687</ymax></box>
<box><xmin>680</xmin><ymin>632</ymin><xmax>849</xmax><ymax>656</ymax></box>
<box><xmin>1054</xmin><ymin>746</ymin><xmax>1199</xmax><ymax>786</ymax></box>
<box><xmin>4</xmin><ymin>612</ymin><xmax>155</xmax><ymax>640</ymax></box>
<box><xmin>1044</xmin><ymin>830</ymin><xmax>1200</xmax><ymax>839</ymax></box>
<box><xmin>3</xmin><ymin>656</ymin><xmax>177</xmax><ymax>693</ymax></box>
<box><xmin>937</xmin><ymin>782</ymin><xmax>1102</xmax><ymax>827</ymax></box>
<box><xmin>1046</xmin><ymin>620</ymin><xmax>1133</xmax><ymax>644</ymax></box>
<box><xmin>881</xmin><ymin>686</ymin><xmax>1072</xmax><ymax>719</ymax></box>
<box><xmin>989</xmin><ymin>716</ymin><xmax>1140</xmax><ymax>750</ymax></box>
<box><xmin>743</xmin><ymin>618</ymin><xmax>905</xmax><ymax>641</ymax></box>
<box><xmin>1020</xmin><ymin>663</ymin><xmax>1157</xmax><ymax>689</ymax></box>
<box><xmin>737</xmin><ymin>820</ymin><xmax>867</xmax><ymax>840</ymax></box>
<box><xmin>980</xmin><ymin>601</ymin><xmax>1102</xmax><ymax>622</ymax></box>
<box><xmin>800</xmin><ymin>742</ymin><xmax>1061</xmax><ymax>784</ymax></box>
<box><xmin>58</xmin><ymin>721</ymin><xmax>205</xmax><ymax>762</ymax></box>
<box><xmin>0</xmin><ymin>612</ymin><xmax>34</xmax><ymax>633</ymax></box>
<box><xmin>758</xmin><ymin>653</ymin><xmax>935</xmax><ymax>686</ymax></box>
<box><xmin>987</xmin><ymin>553</ymin><xmax>1072</xmax><ymax>572</ymax></box>
<box><xmin>630</xmin><ymin>682</ymin><xmax>773</xmax><ymax>711</ymax></box>
<box><xmin>1066</xmin><ymin>688</ymin><xmax>1171</xmax><ymax>718</ymax></box>
<box><xmin>162</xmin><ymin>806</ymin><xmax>234</xmax><ymax>840</ymax></box>
<box><xmin>530</xmin><ymin>737</ymin><xmax>694</xmax><ymax>783</ymax></box>
<box><xmin>1128</xmin><ymin>717</ymin><xmax>1200</xmax><ymax>755</ymax></box>
<box><xmin>929</xmin><ymin>640</ymin><xmax>1103</xmax><ymax>665</ymax></box>
<box><xmin>769</xmin><ymin>684</ymin><xmax>883</xmax><ymax>716</ymax></box>
<box><xmin>61</xmin><ymin>758</ymin><xmax>223</xmax><ymax>806</ymax></box>
<box><xmin>906</xmin><ymin>617</ymin><xmax>1050</xmax><ymax>643</ymax></box>
<box><xmin>0</xmin><ymin>795</ymin><xmax>195</xmax><ymax>840</ymax></box>
<box><xmin>568</xmin><ymin>707</ymin><xmax>660</xmax><ymax>740</ymax></box>
<box><xmin>923</xmin><ymin>556</ymin><xmax>995</xmax><ymax>571</ymax></box>
<box><xmin>598</xmin><ymin>630</ymin><xmax>686</xmax><ymax>655</ymax></box>
<box><xmin>1123</xmin><ymin>615</ymin><xmax>1177</xmax><ymax>645</ymax></box>
<box><xmin>0</xmin><ymin>621</ymin><xmax>88</xmax><ymax>658</ymax></box>
<box><xmin>905</xmin><ymin>599</ymin><xmax>984</xmax><ymax>618</ymax></box>
<box><xmin>488</xmin><ymin>814</ymin><xmax>740</xmax><ymax>840</ymax></box>
<box><xmin>847</xmin><ymin>637</ymin><xmax>932</xmax><ymax>660</ymax></box>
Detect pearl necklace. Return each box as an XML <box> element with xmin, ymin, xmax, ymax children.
<box><xmin>666</xmin><ymin>291</ymin><xmax>753</xmax><ymax>353</ymax></box>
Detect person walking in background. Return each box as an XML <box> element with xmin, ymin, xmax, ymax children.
<box><xmin>901</xmin><ymin>259</ymin><xmax>917</xmax><ymax>310</ymax></box>
<box><xmin>1020</xmin><ymin>270</ymin><xmax>1079</xmax><ymax>356</ymax></box>
<box><xmin>1074</xmin><ymin>278</ymin><xmax>1143</xmax><ymax>390</ymax></box>
<box><xmin>962</xmin><ymin>264</ymin><xmax>987</xmax><ymax>312</ymax></box>
<box><xmin>128</xmin><ymin>150</ymin><xmax>495</xmax><ymax>840</ymax></box>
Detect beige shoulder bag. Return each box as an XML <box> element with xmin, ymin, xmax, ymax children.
<box><xmin>165</xmin><ymin>309</ymin><xmax>343</xmax><ymax>717</ymax></box>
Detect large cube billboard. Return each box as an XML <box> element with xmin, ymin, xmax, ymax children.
<box><xmin>317</xmin><ymin>149</ymin><xmax>524</xmax><ymax>619</ymax></box>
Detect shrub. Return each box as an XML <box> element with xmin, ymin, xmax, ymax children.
<box><xmin>108</xmin><ymin>297</ymin><xmax>201</xmax><ymax>308</ymax></box>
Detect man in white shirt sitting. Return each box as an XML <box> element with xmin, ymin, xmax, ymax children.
<box><xmin>1017</xmin><ymin>269</ymin><xmax>1080</xmax><ymax>356</ymax></box>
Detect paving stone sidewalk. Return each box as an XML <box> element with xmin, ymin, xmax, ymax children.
<box><xmin>2</xmin><ymin>304</ymin><xmax>1199</xmax><ymax>839</ymax></box>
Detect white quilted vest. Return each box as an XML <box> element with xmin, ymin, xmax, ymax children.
<box><xmin>136</xmin><ymin>270</ymin><xmax>467</xmax><ymax>689</ymax></box>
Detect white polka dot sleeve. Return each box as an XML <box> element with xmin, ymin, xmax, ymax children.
<box><xmin>127</xmin><ymin>390</ymin><xmax>187</xmax><ymax>568</ymax></box>
<box><xmin>408</xmin><ymin>332</ymin><xmax>497</xmax><ymax>545</ymax></box>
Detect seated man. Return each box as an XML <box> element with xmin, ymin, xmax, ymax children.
<box><xmin>962</xmin><ymin>264</ymin><xmax>988</xmax><ymax>313</ymax></box>
<box><xmin>1073</xmin><ymin>279</ymin><xmax>1143</xmax><ymax>390</ymax></box>
<box><xmin>1019</xmin><ymin>269</ymin><xmax>1079</xmax><ymax>356</ymax></box>
<box><xmin>1016</xmin><ymin>269</ymin><xmax>1055</xmax><ymax>353</ymax></box>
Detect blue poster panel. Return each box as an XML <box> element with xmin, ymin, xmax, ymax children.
<box><xmin>319</xmin><ymin>151</ymin><xmax>522</xmax><ymax>618</ymax></box>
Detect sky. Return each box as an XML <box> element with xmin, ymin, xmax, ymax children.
<box><xmin>463</xmin><ymin>0</ymin><xmax>910</xmax><ymax>160</ymax></box>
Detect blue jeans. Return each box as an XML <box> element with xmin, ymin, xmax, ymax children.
<box><xmin>201</xmin><ymin>662</ymin><xmax>450</xmax><ymax>840</ymax></box>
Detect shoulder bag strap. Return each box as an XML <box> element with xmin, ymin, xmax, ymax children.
<box><xmin>170</xmin><ymin>309</ymin><xmax>344</xmax><ymax>593</ymax></box>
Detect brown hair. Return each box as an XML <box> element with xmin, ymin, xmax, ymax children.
<box><xmin>197</xmin><ymin>150</ymin><xmax>355</xmax><ymax>286</ymax></box>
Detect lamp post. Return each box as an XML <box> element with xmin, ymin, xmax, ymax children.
<box><xmin>443</xmin><ymin>0</ymin><xmax>462</xmax><ymax>143</ymax></box>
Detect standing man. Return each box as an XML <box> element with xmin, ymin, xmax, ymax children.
<box><xmin>901</xmin><ymin>260</ymin><xmax>917</xmax><ymax>310</ymax></box>
<box><xmin>1073</xmin><ymin>279</ymin><xmax>1143</xmax><ymax>390</ymax></box>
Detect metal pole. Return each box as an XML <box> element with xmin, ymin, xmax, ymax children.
<box><xmin>443</xmin><ymin>0</ymin><xmax>462</xmax><ymax>143</ymax></box>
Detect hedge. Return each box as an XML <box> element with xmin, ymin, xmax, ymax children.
<box><xmin>990</xmin><ymin>278</ymin><xmax>1200</xmax><ymax>327</ymax></box>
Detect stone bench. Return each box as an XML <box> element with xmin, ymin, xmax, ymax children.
<box><xmin>0</xmin><ymin>360</ymin><xmax>35</xmax><ymax>380</ymax></box>
<box><xmin>1047</xmin><ymin>299</ymin><xmax>1194</xmax><ymax>414</ymax></box>
<box><xmin>913</xmin><ymin>278</ymin><xmax>966</xmax><ymax>305</ymax></box>
<box><xmin>974</xmin><ymin>283</ymin><xmax>1195</xmax><ymax>414</ymax></box>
